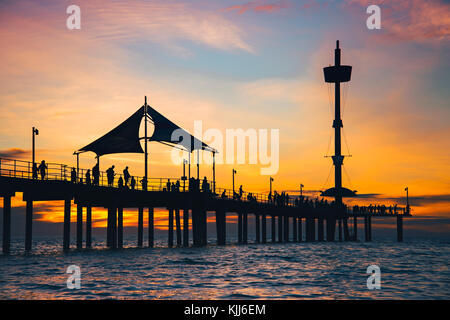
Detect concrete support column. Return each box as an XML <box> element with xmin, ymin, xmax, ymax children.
<box><xmin>175</xmin><ymin>208</ymin><xmax>182</xmax><ymax>247</ymax></box>
<box><xmin>138</xmin><ymin>207</ymin><xmax>143</xmax><ymax>247</ymax></box>
<box><xmin>343</xmin><ymin>217</ymin><xmax>350</xmax><ymax>241</ymax></box>
<box><xmin>318</xmin><ymin>217</ymin><xmax>324</xmax><ymax>241</ymax></box>
<box><xmin>397</xmin><ymin>215</ymin><xmax>403</xmax><ymax>242</ymax></box>
<box><xmin>277</xmin><ymin>215</ymin><xmax>283</xmax><ymax>243</ymax></box>
<box><xmin>63</xmin><ymin>199</ymin><xmax>71</xmax><ymax>252</ymax></box>
<box><xmin>111</xmin><ymin>207</ymin><xmax>117</xmax><ymax>249</ymax></box>
<box><xmin>237</xmin><ymin>212</ymin><xmax>243</xmax><ymax>244</ymax></box>
<box><xmin>261</xmin><ymin>214</ymin><xmax>267</xmax><ymax>244</ymax></box>
<box><xmin>86</xmin><ymin>206</ymin><xmax>92</xmax><ymax>248</ymax></box>
<box><xmin>326</xmin><ymin>217</ymin><xmax>336</xmax><ymax>242</ymax></box>
<box><xmin>76</xmin><ymin>204</ymin><xmax>83</xmax><ymax>250</ymax></box>
<box><xmin>243</xmin><ymin>212</ymin><xmax>248</xmax><ymax>244</ymax></box>
<box><xmin>216</xmin><ymin>209</ymin><xmax>226</xmax><ymax>245</ymax></box>
<box><xmin>283</xmin><ymin>216</ymin><xmax>289</xmax><ymax>242</ymax></box>
<box><xmin>148</xmin><ymin>207</ymin><xmax>154</xmax><ymax>247</ymax></box>
<box><xmin>117</xmin><ymin>207</ymin><xmax>123</xmax><ymax>248</ymax></box>
<box><xmin>271</xmin><ymin>215</ymin><xmax>276</xmax><ymax>242</ymax></box>
<box><xmin>255</xmin><ymin>214</ymin><xmax>260</xmax><ymax>243</ymax></box>
<box><xmin>2</xmin><ymin>196</ymin><xmax>12</xmax><ymax>254</ymax></box>
<box><xmin>353</xmin><ymin>216</ymin><xmax>357</xmax><ymax>241</ymax></box>
<box><xmin>168</xmin><ymin>207</ymin><xmax>174</xmax><ymax>248</ymax></box>
<box><xmin>338</xmin><ymin>218</ymin><xmax>343</xmax><ymax>242</ymax></box>
<box><xmin>364</xmin><ymin>215</ymin><xmax>369</xmax><ymax>242</ymax></box>
<box><xmin>183</xmin><ymin>209</ymin><xmax>189</xmax><ymax>247</ymax></box>
<box><xmin>25</xmin><ymin>200</ymin><xmax>33</xmax><ymax>252</ymax></box>
<box><xmin>298</xmin><ymin>218</ymin><xmax>302</xmax><ymax>242</ymax></box>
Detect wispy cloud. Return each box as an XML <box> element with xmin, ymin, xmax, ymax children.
<box><xmin>224</xmin><ymin>0</ymin><xmax>290</xmax><ymax>14</ymax></box>
<box><xmin>0</xmin><ymin>148</ymin><xmax>30</xmax><ymax>159</ymax></box>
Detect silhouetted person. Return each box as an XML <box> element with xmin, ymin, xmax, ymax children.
<box><xmin>118</xmin><ymin>176</ymin><xmax>124</xmax><ymax>188</ymax></box>
<box><xmin>202</xmin><ymin>176</ymin><xmax>209</xmax><ymax>193</ymax></box>
<box><xmin>71</xmin><ymin>167</ymin><xmax>77</xmax><ymax>183</ymax></box>
<box><xmin>140</xmin><ymin>177</ymin><xmax>147</xmax><ymax>190</ymax></box>
<box><xmin>239</xmin><ymin>185</ymin><xmax>243</xmax><ymax>198</ymax></box>
<box><xmin>176</xmin><ymin>180</ymin><xmax>180</xmax><ymax>192</ymax></box>
<box><xmin>166</xmin><ymin>179</ymin><xmax>171</xmax><ymax>192</ymax></box>
<box><xmin>85</xmin><ymin>169</ymin><xmax>91</xmax><ymax>185</ymax></box>
<box><xmin>221</xmin><ymin>190</ymin><xmax>227</xmax><ymax>199</ymax></box>
<box><xmin>130</xmin><ymin>176</ymin><xmax>136</xmax><ymax>190</ymax></box>
<box><xmin>32</xmin><ymin>163</ymin><xmax>38</xmax><ymax>179</ymax></box>
<box><xmin>106</xmin><ymin>165</ymin><xmax>115</xmax><ymax>187</ymax></box>
<box><xmin>123</xmin><ymin>166</ymin><xmax>130</xmax><ymax>187</ymax></box>
<box><xmin>38</xmin><ymin>160</ymin><xmax>47</xmax><ymax>180</ymax></box>
<box><xmin>92</xmin><ymin>163</ymin><xmax>100</xmax><ymax>186</ymax></box>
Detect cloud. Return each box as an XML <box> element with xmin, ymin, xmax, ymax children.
<box><xmin>81</xmin><ymin>0</ymin><xmax>254</xmax><ymax>54</ymax></box>
<box><xmin>0</xmin><ymin>148</ymin><xmax>30</xmax><ymax>159</ymax></box>
<box><xmin>224</xmin><ymin>0</ymin><xmax>290</xmax><ymax>14</ymax></box>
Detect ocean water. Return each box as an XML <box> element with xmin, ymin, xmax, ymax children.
<box><xmin>0</xmin><ymin>237</ymin><xmax>449</xmax><ymax>300</ymax></box>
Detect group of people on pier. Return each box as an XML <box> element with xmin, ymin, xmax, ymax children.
<box><xmin>352</xmin><ymin>204</ymin><xmax>406</xmax><ymax>215</ymax></box>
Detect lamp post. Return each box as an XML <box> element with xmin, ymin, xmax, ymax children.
<box><xmin>405</xmin><ymin>187</ymin><xmax>410</xmax><ymax>215</ymax></box>
<box><xmin>182</xmin><ymin>159</ymin><xmax>187</xmax><ymax>192</ymax></box>
<box><xmin>232</xmin><ymin>169</ymin><xmax>237</xmax><ymax>195</ymax></box>
<box><xmin>73</xmin><ymin>151</ymin><xmax>81</xmax><ymax>182</ymax></box>
<box><xmin>32</xmin><ymin>127</ymin><xmax>39</xmax><ymax>178</ymax></box>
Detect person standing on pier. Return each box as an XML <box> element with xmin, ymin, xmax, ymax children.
<box><xmin>71</xmin><ymin>167</ymin><xmax>77</xmax><ymax>183</ymax></box>
<box><xmin>85</xmin><ymin>169</ymin><xmax>91</xmax><ymax>185</ymax></box>
<box><xmin>140</xmin><ymin>177</ymin><xmax>147</xmax><ymax>190</ymax></box>
<box><xmin>123</xmin><ymin>166</ymin><xmax>130</xmax><ymax>187</ymax></box>
<box><xmin>38</xmin><ymin>160</ymin><xmax>47</xmax><ymax>180</ymax></box>
<box><xmin>32</xmin><ymin>163</ymin><xmax>38</xmax><ymax>179</ymax></box>
<box><xmin>106</xmin><ymin>165</ymin><xmax>115</xmax><ymax>187</ymax></box>
<box><xmin>92</xmin><ymin>163</ymin><xmax>100</xmax><ymax>186</ymax></box>
<box><xmin>118</xmin><ymin>176</ymin><xmax>124</xmax><ymax>188</ymax></box>
<box><xmin>130</xmin><ymin>176</ymin><xmax>136</xmax><ymax>190</ymax></box>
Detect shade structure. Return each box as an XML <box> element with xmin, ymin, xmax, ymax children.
<box><xmin>79</xmin><ymin>107</ymin><xmax>145</xmax><ymax>156</ymax></box>
<box><xmin>78</xmin><ymin>104</ymin><xmax>216</xmax><ymax>157</ymax></box>
<box><xmin>321</xmin><ymin>187</ymin><xmax>357</xmax><ymax>198</ymax></box>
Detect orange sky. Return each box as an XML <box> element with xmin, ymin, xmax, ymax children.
<box><xmin>0</xmin><ymin>0</ymin><xmax>449</xmax><ymax>230</ymax></box>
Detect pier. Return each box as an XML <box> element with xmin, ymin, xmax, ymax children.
<box><xmin>0</xmin><ymin>156</ymin><xmax>409</xmax><ymax>254</ymax></box>
<box><xmin>0</xmin><ymin>41</ymin><xmax>411</xmax><ymax>254</ymax></box>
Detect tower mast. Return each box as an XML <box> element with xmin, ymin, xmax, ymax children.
<box><xmin>144</xmin><ymin>96</ymin><xmax>148</xmax><ymax>190</ymax></box>
<box><xmin>323</xmin><ymin>40</ymin><xmax>352</xmax><ymax>206</ymax></box>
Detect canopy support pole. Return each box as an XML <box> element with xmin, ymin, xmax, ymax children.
<box><xmin>213</xmin><ymin>151</ymin><xmax>216</xmax><ymax>194</ymax></box>
<box><xmin>197</xmin><ymin>149</ymin><xmax>199</xmax><ymax>180</ymax></box>
<box><xmin>144</xmin><ymin>96</ymin><xmax>148</xmax><ymax>190</ymax></box>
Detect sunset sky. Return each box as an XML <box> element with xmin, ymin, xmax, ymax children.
<box><xmin>0</xmin><ymin>0</ymin><xmax>449</xmax><ymax>235</ymax></box>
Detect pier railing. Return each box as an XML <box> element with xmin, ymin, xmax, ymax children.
<box><xmin>0</xmin><ymin>157</ymin><xmax>408</xmax><ymax>214</ymax></box>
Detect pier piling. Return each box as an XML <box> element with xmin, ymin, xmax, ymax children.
<box><xmin>278</xmin><ymin>215</ymin><xmax>283</xmax><ymax>243</ymax></box>
<box><xmin>111</xmin><ymin>207</ymin><xmax>117</xmax><ymax>249</ymax></box>
<box><xmin>63</xmin><ymin>199</ymin><xmax>71</xmax><ymax>252</ymax></box>
<box><xmin>183</xmin><ymin>208</ymin><xmax>189</xmax><ymax>247</ymax></box>
<box><xmin>326</xmin><ymin>218</ymin><xmax>336</xmax><ymax>241</ymax></box>
<box><xmin>168</xmin><ymin>207</ymin><xmax>174</xmax><ymax>248</ymax></box>
<box><xmin>216</xmin><ymin>208</ymin><xmax>226</xmax><ymax>245</ymax></box>
<box><xmin>76</xmin><ymin>204</ymin><xmax>83</xmax><ymax>249</ymax></box>
<box><xmin>2</xmin><ymin>196</ymin><xmax>12</xmax><ymax>254</ymax></box>
<box><xmin>238</xmin><ymin>212</ymin><xmax>243</xmax><ymax>244</ymax></box>
<box><xmin>318</xmin><ymin>217</ymin><xmax>324</xmax><ymax>241</ymax></box>
<box><xmin>262</xmin><ymin>214</ymin><xmax>267</xmax><ymax>243</ymax></box>
<box><xmin>118</xmin><ymin>207</ymin><xmax>123</xmax><ymax>248</ymax></box>
<box><xmin>138</xmin><ymin>207</ymin><xmax>143</xmax><ymax>247</ymax></box>
<box><xmin>243</xmin><ymin>212</ymin><xmax>248</xmax><ymax>244</ymax></box>
<box><xmin>175</xmin><ymin>208</ymin><xmax>181</xmax><ymax>247</ymax></box>
<box><xmin>338</xmin><ymin>219</ymin><xmax>343</xmax><ymax>242</ymax></box>
<box><xmin>148</xmin><ymin>207</ymin><xmax>154</xmax><ymax>247</ymax></box>
<box><xmin>86</xmin><ymin>206</ymin><xmax>92</xmax><ymax>248</ymax></box>
<box><xmin>255</xmin><ymin>214</ymin><xmax>260</xmax><ymax>243</ymax></box>
<box><xmin>271</xmin><ymin>215</ymin><xmax>276</xmax><ymax>242</ymax></box>
<box><xmin>298</xmin><ymin>218</ymin><xmax>302</xmax><ymax>242</ymax></box>
<box><xmin>353</xmin><ymin>216</ymin><xmax>357</xmax><ymax>241</ymax></box>
<box><xmin>397</xmin><ymin>214</ymin><xmax>403</xmax><ymax>242</ymax></box>
<box><xmin>283</xmin><ymin>216</ymin><xmax>289</xmax><ymax>242</ymax></box>
<box><xmin>293</xmin><ymin>217</ymin><xmax>297</xmax><ymax>243</ymax></box>
<box><xmin>25</xmin><ymin>200</ymin><xmax>33</xmax><ymax>252</ymax></box>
